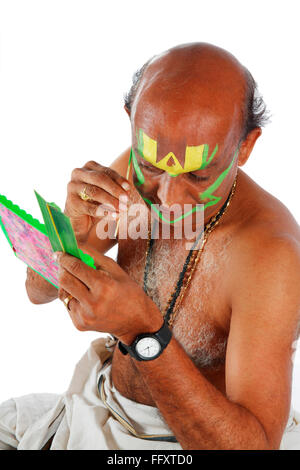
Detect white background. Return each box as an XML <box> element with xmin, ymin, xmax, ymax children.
<box><xmin>0</xmin><ymin>0</ymin><xmax>299</xmax><ymax>411</ymax></box>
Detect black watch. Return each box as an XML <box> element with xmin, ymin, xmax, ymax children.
<box><xmin>118</xmin><ymin>321</ymin><xmax>172</xmax><ymax>361</ymax></box>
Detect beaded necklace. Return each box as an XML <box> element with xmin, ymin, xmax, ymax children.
<box><xmin>143</xmin><ymin>176</ymin><xmax>238</xmax><ymax>328</ymax></box>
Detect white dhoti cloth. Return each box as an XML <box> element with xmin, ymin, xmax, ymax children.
<box><xmin>0</xmin><ymin>337</ymin><xmax>299</xmax><ymax>450</ymax></box>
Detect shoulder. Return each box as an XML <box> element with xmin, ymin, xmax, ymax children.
<box><xmin>231</xmin><ymin>170</ymin><xmax>300</xmax><ymax>270</ymax></box>
<box><xmin>228</xmin><ymin>171</ymin><xmax>300</xmax><ymax>331</ymax></box>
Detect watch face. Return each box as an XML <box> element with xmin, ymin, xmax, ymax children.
<box><xmin>135</xmin><ymin>337</ymin><xmax>161</xmax><ymax>359</ymax></box>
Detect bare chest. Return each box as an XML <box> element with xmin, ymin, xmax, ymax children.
<box><xmin>111</xmin><ymin>230</ymin><xmax>234</xmax><ymax>404</ymax></box>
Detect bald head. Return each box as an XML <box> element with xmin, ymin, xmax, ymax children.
<box><xmin>125</xmin><ymin>43</ymin><xmax>268</xmax><ymax>143</ymax></box>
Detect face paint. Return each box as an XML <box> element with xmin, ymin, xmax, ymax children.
<box><xmin>131</xmin><ymin>129</ymin><xmax>240</xmax><ymax>223</ymax></box>
<box><xmin>137</xmin><ymin>129</ymin><xmax>218</xmax><ymax>177</ymax></box>
<box><xmin>129</xmin><ymin>148</ymin><xmax>144</xmax><ymax>186</ymax></box>
<box><xmin>198</xmin><ymin>147</ymin><xmax>239</xmax><ymax>208</ymax></box>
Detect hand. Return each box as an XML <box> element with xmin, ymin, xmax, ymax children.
<box><xmin>64</xmin><ymin>160</ymin><xmax>131</xmax><ymax>243</ymax></box>
<box><xmin>56</xmin><ymin>243</ymin><xmax>163</xmax><ymax>344</ymax></box>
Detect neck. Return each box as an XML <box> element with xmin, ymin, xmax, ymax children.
<box><xmin>203</xmin><ymin>174</ymin><xmax>238</xmax><ymax>226</ymax></box>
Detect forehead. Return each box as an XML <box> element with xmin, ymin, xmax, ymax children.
<box><xmin>131</xmin><ymin>50</ymin><xmax>245</xmax><ymax>151</ymax></box>
<box><xmin>133</xmin><ymin>106</ymin><xmax>241</xmax><ymax>167</ymax></box>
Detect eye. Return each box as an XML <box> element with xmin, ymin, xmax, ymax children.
<box><xmin>187</xmin><ymin>172</ymin><xmax>209</xmax><ymax>182</ymax></box>
<box><xmin>139</xmin><ymin>161</ymin><xmax>163</xmax><ymax>174</ymax></box>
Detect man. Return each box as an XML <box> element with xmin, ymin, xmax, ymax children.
<box><xmin>1</xmin><ymin>43</ymin><xmax>300</xmax><ymax>450</ymax></box>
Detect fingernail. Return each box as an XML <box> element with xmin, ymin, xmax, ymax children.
<box><xmin>121</xmin><ymin>182</ymin><xmax>130</xmax><ymax>191</ymax></box>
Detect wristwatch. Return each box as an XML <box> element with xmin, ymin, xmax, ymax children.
<box><xmin>118</xmin><ymin>321</ymin><xmax>172</xmax><ymax>361</ymax></box>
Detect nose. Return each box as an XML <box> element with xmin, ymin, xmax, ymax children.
<box><xmin>156</xmin><ymin>172</ymin><xmax>184</xmax><ymax>207</ymax></box>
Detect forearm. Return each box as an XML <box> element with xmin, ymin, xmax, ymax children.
<box><xmin>134</xmin><ymin>336</ymin><xmax>271</xmax><ymax>450</ymax></box>
<box><xmin>25</xmin><ymin>267</ymin><xmax>58</xmax><ymax>304</ymax></box>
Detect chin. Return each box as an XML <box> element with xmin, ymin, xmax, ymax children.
<box><xmin>151</xmin><ymin>209</ymin><xmax>204</xmax><ymax>239</ymax></box>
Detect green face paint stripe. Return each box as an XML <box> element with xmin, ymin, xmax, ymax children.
<box><xmin>137</xmin><ymin>128</ymin><xmax>144</xmax><ymax>156</ymax></box>
<box><xmin>142</xmin><ymin>196</ymin><xmax>205</xmax><ymax>223</ymax></box>
<box><xmin>139</xmin><ymin>194</ymin><xmax>226</xmax><ymax>223</ymax></box>
<box><xmin>141</xmin><ymin>195</ymin><xmax>222</xmax><ymax>222</ymax></box>
<box><xmin>199</xmin><ymin>147</ymin><xmax>239</xmax><ymax>203</ymax></box>
<box><xmin>199</xmin><ymin>144</ymin><xmax>218</xmax><ymax>170</ymax></box>
<box><xmin>127</xmin><ymin>147</ymin><xmax>133</xmax><ymax>174</ymax></box>
<box><xmin>139</xmin><ymin>128</ymin><xmax>144</xmax><ymax>153</ymax></box>
<box><xmin>132</xmin><ymin>147</ymin><xmax>239</xmax><ymax>224</ymax></box>
<box><xmin>131</xmin><ymin>135</ymin><xmax>239</xmax><ymax>224</ymax></box>
<box><xmin>202</xmin><ymin>195</ymin><xmax>221</xmax><ymax>208</ymax></box>
<box><xmin>131</xmin><ymin>148</ymin><xmax>145</xmax><ymax>186</ymax></box>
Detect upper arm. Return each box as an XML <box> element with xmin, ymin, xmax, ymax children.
<box><xmin>225</xmin><ymin>235</ymin><xmax>300</xmax><ymax>449</ymax></box>
<box><xmin>109</xmin><ymin>147</ymin><xmax>132</xmax><ymax>179</ymax></box>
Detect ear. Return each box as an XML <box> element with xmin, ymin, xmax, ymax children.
<box><xmin>124</xmin><ymin>104</ymin><xmax>131</xmax><ymax>118</ymax></box>
<box><xmin>238</xmin><ymin>127</ymin><xmax>262</xmax><ymax>167</ymax></box>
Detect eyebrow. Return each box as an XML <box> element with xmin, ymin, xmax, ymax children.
<box><xmin>135</xmin><ymin>147</ymin><xmax>145</xmax><ymax>158</ymax></box>
<box><xmin>193</xmin><ymin>158</ymin><xmax>219</xmax><ymax>172</ymax></box>
<box><xmin>205</xmin><ymin>160</ymin><xmax>218</xmax><ymax>168</ymax></box>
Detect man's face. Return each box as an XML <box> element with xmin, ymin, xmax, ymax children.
<box><xmin>130</xmin><ymin>125</ymin><xmax>240</xmax><ymax>225</ymax></box>
<box><xmin>129</xmin><ymin>45</ymin><xmax>245</xmax><ymax>226</ymax></box>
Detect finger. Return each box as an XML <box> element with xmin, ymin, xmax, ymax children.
<box><xmin>82</xmin><ymin>161</ymin><xmax>131</xmax><ymax>191</ymax></box>
<box><xmin>57</xmin><ymin>255</ymin><xmax>93</xmax><ymax>290</ymax></box>
<box><xmin>66</xmin><ymin>301</ymin><xmax>87</xmax><ymax>332</ymax></box>
<box><xmin>68</xmin><ymin>183</ymin><xmax>123</xmax><ymax>214</ymax></box>
<box><xmin>71</xmin><ymin>167</ymin><xmax>130</xmax><ymax>200</ymax></box>
<box><xmin>68</xmin><ymin>192</ymin><xmax>104</xmax><ymax>218</ymax></box>
<box><xmin>78</xmin><ymin>242</ymin><xmax>124</xmax><ymax>277</ymax></box>
<box><xmin>58</xmin><ymin>287</ymin><xmax>79</xmax><ymax>311</ymax></box>
<box><xmin>59</xmin><ymin>268</ymin><xmax>90</xmax><ymax>302</ymax></box>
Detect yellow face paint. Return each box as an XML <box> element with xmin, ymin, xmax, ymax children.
<box><xmin>136</xmin><ymin>129</ymin><xmax>218</xmax><ymax>176</ymax></box>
